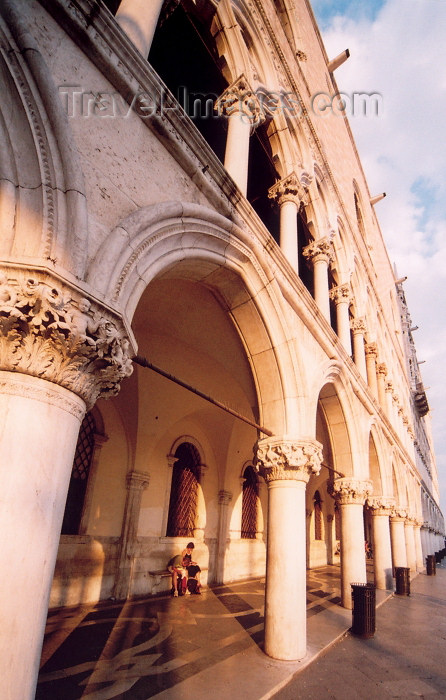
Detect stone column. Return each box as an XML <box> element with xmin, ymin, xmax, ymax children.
<box><xmin>115</xmin><ymin>0</ymin><xmax>165</xmax><ymax>57</ymax></box>
<box><xmin>255</xmin><ymin>437</ymin><xmax>322</xmax><ymax>661</ymax></box>
<box><xmin>268</xmin><ymin>171</ymin><xmax>311</xmax><ymax>273</ymax></box>
<box><xmin>405</xmin><ymin>517</ymin><xmax>417</xmax><ymax>572</ymax></box>
<box><xmin>350</xmin><ymin>318</ymin><xmax>367</xmax><ymax>380</ymax></box>
<box><xmin>113</xmin><ymin>471</ymin><xmax>150</xmax><ymax>600</ymax></box>
<box><xmin>216</xmin><ymin>490</ymin><xmax>233</xmax><ymax>584</ymax></box>
<box><xmin>365</xmin><ymin>342</ymin><xmax>379</xmax><ymax>399</ymax></box>
<box><xmin>414</xmin><ymin>519</ymin><xmax>424</xmax><ymax>570</ymax></box>
<box><xmin>385</xmin><ymin>380</ymin><xmax>395</xmax><ymax>420</ymax></box>
<box><xmin>0</xmin><ymin>267</ymin><xmax>134</xmax><ymax>700</ymax></box>
<box><xmin>390</xmin><ymin>508</ymin><xmax>408</xmax><ymax>569</ymax></box>
<box><xmin>377</xmin><ymin>362</ymin><xmax>388</xmax><ymax>409</ymax></box>
<box><xmin>331</xmin><ymin>478</ymin><xmax>372</xmax><ymax>608</ymax></box>
<box><xmin>329</xmin><ymin>283</ymin><xmax>352</xmax><ymax>354</ymax></box>
<box><xmin>302</xmin><ymin>235</ymin><xmax>334</xmax><ymax>323</ymax></box>
<box><xmin>215</xmin><ymin>75</ymin><xmax>263</xmax><ymax>196</ymax></box>
<box><xmin>368</xmin><ymin>497</ymin><xmax>394</xmax><ymax>590</ymax></box>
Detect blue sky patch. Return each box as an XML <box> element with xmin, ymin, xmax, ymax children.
<box><xmin>312</xmin><ymin>0</ymin><xmax>386</xmax><ymax>28</ymax></box>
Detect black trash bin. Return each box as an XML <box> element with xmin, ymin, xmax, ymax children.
<box><xmin>426</xmin><ymin>554</ymin><xmax>436</xmax><ymax>575</ymax></box>
<box><xmin>395</xmin><ymin>566</ymin><xmax>410</xmax><ymax>595</ymax></box>
<box><xmin>351</xmin><ymin>583</ymin><xmax>376</xmax><ymax>638</ymax></box>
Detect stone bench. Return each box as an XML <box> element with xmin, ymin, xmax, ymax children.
<box><xmin>148</xmin><ymin>568</ymin><xmax>207</xmax><ymax>595</ymax></box>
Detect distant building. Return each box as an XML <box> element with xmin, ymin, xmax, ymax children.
<box><xmin>0</xmin><ymin>0</ymin><xmax>443</xmax><ymax>697</ymax></box>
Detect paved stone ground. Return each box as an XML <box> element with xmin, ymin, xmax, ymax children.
<box><xmin>274</xmin><ymin>562</ymin><xmax>446</xmax><ymax>699</ymax></box>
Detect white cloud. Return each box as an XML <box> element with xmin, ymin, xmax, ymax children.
<box><xmin>314</xmin><ymin>0</ymin><xmax>446</xmax><ymax>509</ymax></box>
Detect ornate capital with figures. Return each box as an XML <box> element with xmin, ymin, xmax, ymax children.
<box><xmin>254</xmin><ymin>437</ymin><xmax>323</xmax><ymax>483</ymax></box>
<box><xmin>367</xmin><ymin>496</ymin><xmax>395</xmax><ymax>516</ymax></box>
<box><xmin>302</xmin><ymin>235</ymin><xmax>334</xmax><ymax>265</ymax></box>
<box><xmin>330</xmin><ymin>477</ymin><xmax>373</xmax><ymax>505</ymax></box>
<box><xmin>268</xmin><ymin>171</ymin><xmax>312</xmax><ymax>207</ymax></box>
<box><xmin>390</xmin><ymin>506</ymin><xmax>407</xmax><ymax>522</ymax></box>
<box><xmin>215</xmin><ymin>74</ymin><xmax>265</xmax><ymax>129</ymax></box>
<box><xmin>0</xmin><ymin>267</ymin><xmax>134</xmax><ymax>409</ymax></box>
<box><xmin>329</xmin><ymin>283</ymin><xmax>351</xmax><ymax>305</ymax></box>
<box><xmin>365</xmin><ymin>342</ymin><xmax>378</xmax><ymax>357</ymax></box>
<box><xmin>350</xmin><ymin>318</ymin><xmax>366</xmax><ymax>335</ymax></box>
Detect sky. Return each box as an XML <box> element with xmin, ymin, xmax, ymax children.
<box><xmin>311</xmin><ymin>0</ymin><xmax>446</xmax><ymax>513</ymax></box>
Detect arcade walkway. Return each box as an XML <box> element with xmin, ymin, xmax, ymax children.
<box><xmin>36</xmin><ymin>565</ymin><xmax>389</xmax><ymax>699</ymax></box>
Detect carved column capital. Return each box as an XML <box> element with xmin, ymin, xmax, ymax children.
<box><xmin>350</xmin><ymin>318</ymin><xmax>366</xmax><ymax>335</ymax></box>
<box><xmin>302</xmin><ymin>235</ymin><xmax>334</xmax><ymax>265</ymax></box>
<box><xmin>377</xmin><ymin>363</ymin><xmax>388</xmax><ymax>376</ymax></box>
<box><xmin>367</xmin><ymin>496</ymin><xmax>395</xmax><ymax>516</ymax></box>
<box><xmin>254</xmin><ymin>437</ymin><xmax>323</xmax><ymax>483</ymax></box>
<box><xmin>268</xmin><ymin>171</ymin><xmax>311</xmax><ymax>207</ymax></box>
<box><xmin>329</xmin><ymin>283</ymin><xmax>351</xmax><ymax>305</ymax></box>
<box><xmin>390</xmin><ymin>507</ymin><xmax>407</xmax><ymax>522</ymax></box>
<box><xmin>218</xmin><ymin>490</ymin><xmax>233</xmax><ymax>506</ymax></box>
<box><xmin>0</xmin><ymin>267</ymin><xmax>134</xmax><ymax>409</ymax></box>
<box><xmin>365</xmin><ymin>342</ymin><xmax>378</xmax><ymax>358</ymax></box>
<box><xmin>215</xmin><ymin>74</ymin><xmax>265</xmax><ymax>128</ymax></box>
<box><xmin>385</xmin><ymin>380</ymin><xmax>394</xmax><ymax>394</ymax></box>
<box><xmin>330</xmin><ymin>477</ymin><xmax>373</xmax><ymax>505</ymax></box>
<box><xmin>126</xmin><ymin>471</ymin><xmax>150</xmax><ymax>491</ymax></box>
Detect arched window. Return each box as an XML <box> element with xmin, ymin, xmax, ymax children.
<box><xmin>166</xmin><ymin>442</ymin><xmax>201</xmax><ymax>537</ymax></box>
<box><xmin>313</xmin><ymin>490</ymin><xmax>323</xmax><ymax>540</ymax></box>
<box><xmin>61</xmin><ymin>412</ymin><xmax>96</xmax><ymax>535</ymax></box>
<box><xmin>241</xmin><ymin>465</ymin><xmax>259</xmax><ymax>539</ymax></box>
<box><xmin>334</xmin><ymin>502</ymin><xmax>341</xmax><ymax>540</ymax></box>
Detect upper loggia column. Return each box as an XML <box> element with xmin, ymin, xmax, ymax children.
<box><xmin>215</xmin><ymin>75</ymin><xmax>263</xmax><ymax>197</ymax></box>
<box><xmin>331</xmin><ymin>478</ymin><xmax>373</xmax><ymax>609</ymax></box>
<box><xmin>0</xmin><ymin>266</ymin><xmax>134</xmax><ymax>700</ymax></box>
<box><xmin>113</xmin><ymin>471</ymin><xmax>150</xmax><ymax>600</ymax></box>
<box><xmin>390</xmin><ymin>508</ymin><xmax>408</xmax><ymax>569</ymax></box>
<box><xmin>377</xmin><ymin>362</ymin><xmax>388</xmax><ymax>409</ymax></box>
<box><xmin>368</xmin><ymin>497</ymin><xmax>394</xmax><ymax>590</ymax></box>
<box><xmin>329</xmin><ymin>283</ymin><xmax>352</xmax><ymax>354</ymax></box>
<box><xmin>268</xmin><ymin>171</ymin><xmax>312</xmax><ymax>273</ymax></box>
<box><xmin>303</xmin><ymin>235</ymin><xmax>334</xmax><ymax>323</ymax></box>
<box><xmin>350</xmin><ymin>318</ymin><xmax>367</xmax><ymax>380</ymax></box>
<box><xmin>115</xmin><ymin>0</ymin><xmax>165</xmax><ymax>57</ymax></box>
<box><xmin>365</xmin><ymin>342</ymin><xmax>379</xmax><ymax>399</ymax></box>
<box><xmin>255</xmin><ymin>437</ymin><xmax>322</xmax><ymax>661</ymax></box>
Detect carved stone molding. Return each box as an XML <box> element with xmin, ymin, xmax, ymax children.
<box><xmin>330</xmin><ymin>478</ymin><xmax>373</xmax><ymax>505</ymax></box>
<box><xmin>215</xmin><ymin>74</ymin><xmax>265</xmax><ymax>128</ymax></box>
<box><xmin>268</xmin><ymin>171</ymin><xmax>312</xmax><ymax>207</ymax></box>
<box><xmin>367</xmin><ymin>496</ymin><xmax>395</xmax><ymax>516</ymax></box>
<box><xmin>126</xmin><ymin>471</ymin><xmax>150</xmax><ymax>491</ymax></box>
<box><xmin>0</xmin><ymin>268</ymin><xmax>133</xmax><ymax>409</ymax></box>
<box><xmin>302</xmin><ymin>235</ymin><xmax>334</xmax><ymax>265</ymax></box>
<box><xmin>254</xmin><ymin>437</ymin><xmax>323</xmax><ymax>483</ymax></box>
<box><xmin>329</xmin><ymin>283</ymin><xmax>351</xmax><ymax>305</ymax></box>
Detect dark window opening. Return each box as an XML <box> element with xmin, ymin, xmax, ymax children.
<box><xmin>61</xmin><ymin>412</ymin><xmax>96</xmax><ymax>535</ymax></box>
<box><xmin>166</xmin><ymin>442</ymin><xmax>201</xmax><ymax>537</ymax></box>
<box><xmin>314</xmin><ymin>490</ymin><xmax>323</xmax><ymax>541</ymax></box>
<box><xmin>241</xmin><ymin>465</ymin><xmax>258</xmax><ymax>539</ymax></box>
<box><xmin>149</xmin><ymin>4</ymin><xmax>228</xmax><ymax>161</ymax></box>
<box><xmin>328</xmin><ymin>268</ymin><xmax>338</xmax><ymax>335</ymax></box>
<box><xmin>247</xmin><ymin>127</ymin><xmax>280</xmax><ymax>243</ymax></box>
<box><xmin>298</xmin><ymin>206</ymin><xmax>314</xmax><ymax>295</ymax></box>
<box><xmin>334</xmin><ymin>503</ymin><xmax>341</xmax><ymax>540</ymax></box>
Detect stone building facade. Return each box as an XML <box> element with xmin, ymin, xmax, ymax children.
<box><xmin>0</xmin><ymin>0</ymin><xmax>443</xmax><ymax>697</ymax></box>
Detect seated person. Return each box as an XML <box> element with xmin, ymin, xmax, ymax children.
<box><xmin>167</xmin><ymin>553</ymin><xmax>186</xmax><ymax>597</ymax></box>
<box><xmin>186</xmin><ymin>562</ymin><xmax>201</xmax><ymax>594</ymax></box>
<box><xmin>167</xmin><ymin>542</ymin><xmax>196</xmax><ymax>596</ymax></box>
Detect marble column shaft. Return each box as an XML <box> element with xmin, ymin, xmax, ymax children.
<box><xmin>368</xmin><ymin>498</ymin><xmax>394</xmax><ymax>590</ymax></box>
<box><xmin>115</xmin><ymin>0</ymin><xmax>165</xmax><ymax>57</ymax></box>
<box><xmin>255</xmin><ymin>437</ymin><xmax>322</xmax><ymax>661</ymax></box>
<box><xmin>332</xmin><ymin>478</ymin><xmax>372</xmax><ymax>609</ymax></box>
